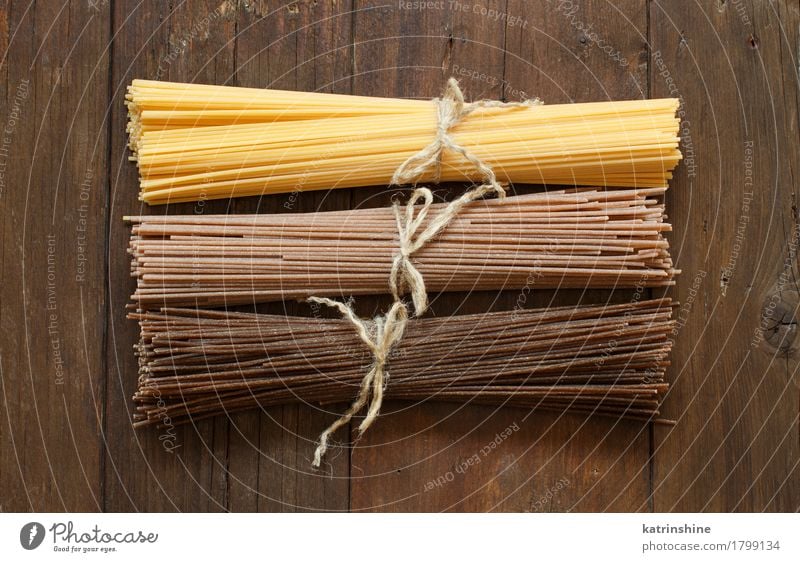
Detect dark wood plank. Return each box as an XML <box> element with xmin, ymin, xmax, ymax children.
<box><xmin>650</xmin><ymin>0</ymin><xmax>800</xmax><ymax>512</ymax></box>
<box><xmin>0</xmin><ymin>0</ymin><xmax>110</xmax><ymax>511</ymax></box>
<box><xmin>104</xmin><ymin>0</ymin><xmax>237</xmax><ymax>512</ymax></box>
<box><xmin>348</xmin><ymin>0</ymin><xmax>653</xmax><ymax>511</ymax></box>
<box><xmin>227</xmin><ymin>0</ymin><xmax>353</xmax><ymax>512</ymax></box>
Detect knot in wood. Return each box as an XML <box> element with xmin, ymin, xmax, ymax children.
<box><xmin>761</xmin><ymin>291</ymin><xmax>798</xmax><ymax>353</ymax></box>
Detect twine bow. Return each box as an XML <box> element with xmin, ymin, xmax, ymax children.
<box><xmin>309</xmin><ymin>78</ymin><xmax>540</xmax><ymax>467</ymax></box>
<box><xmin>391</xmin><ymin>77</ymin><xmax>541</xmax><ymax>192</ymax></box>
<box><xmin>390</xmin><ymin>183</ymin><xmax>513</xmax><ymax>316</ymax></box>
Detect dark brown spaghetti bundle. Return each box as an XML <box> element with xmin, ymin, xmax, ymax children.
<box><xmin>130</xmin><ymin>298</ymin><xmax>674</xmax><ymax>428</ymax></box>
<box><xmin>127</xmin><ymin>188</ymin><xmax>676</xmax><ymax>308</ymax></box>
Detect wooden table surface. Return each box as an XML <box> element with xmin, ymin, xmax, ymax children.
<box><xmin>1</xmin><ymin>0</ymin><xmax>798</xmax><ymax>512</ymax></box>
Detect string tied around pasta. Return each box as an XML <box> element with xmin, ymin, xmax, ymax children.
<box><xmin>308</xmin><ymin>78</ymin><xmax>540</xmax><ymax>468</ymax></box>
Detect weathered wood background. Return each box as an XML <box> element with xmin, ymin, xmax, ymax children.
<box><xmin>1</xmin><ymin>0</ymin><xmax>798</xmax><ymax>512</ymax></box>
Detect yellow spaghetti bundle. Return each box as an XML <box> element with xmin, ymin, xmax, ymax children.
<box><xmin>126</xmin><ymin>80</ymin><xmax>682</xmax><ymax>205</ymax></box>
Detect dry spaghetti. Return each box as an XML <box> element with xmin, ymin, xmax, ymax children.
<box><xmin>126</xmin><ymin>79</ymin><xmax>682</xmax><ymax>204</ymax></box>
<box><xmin>130</xmin><ymin>298</ymin><xmax>675</xmax><ymax>431</ymax></box>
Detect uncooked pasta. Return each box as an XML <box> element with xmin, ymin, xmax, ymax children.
<box><xmin>126</xmin><ymin>187</ymin><xmax>677</xmax><ymax>308</ymax></box>
<box><xmin>126</xmin><ymin>79</ymin><xmax>682</xmax><ymax>205</ymax></box>
<box><xmin>130</xmin><ymin>299</ymin><xmax>675</xmax><ymax>428</ymax></box>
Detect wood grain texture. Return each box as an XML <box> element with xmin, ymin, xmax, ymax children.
<box><xmin>0</xmin><ymin>0</ymin><xmax>797</xmax><ymax>512</ymax></box>
<box><xmin>649</xmin><ymin>0</ymin><xmax>800</xmax><ymax>512</ymax></box>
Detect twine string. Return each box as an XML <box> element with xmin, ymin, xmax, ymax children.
<box><xmin>307</xmin><ymin>298</ymin><xmax>407</xmax><ymax>467</ymax></box>
<box><xmin>309</xmin><ymin>78</ymin><xmax>539</xmax><ymax>467</ymax></box>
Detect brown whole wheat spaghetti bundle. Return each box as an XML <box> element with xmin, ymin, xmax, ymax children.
<box><xmin>127</xmin><ymin>187</ymin><xmax>677</xmax><ymax>308</ymax></box>
<box><xmin>130</xmin><ymin>298</ymin><xmax>675</xmax><ymax>435</ymax></box>
<box><xmin>126</xmin><ymin>79</ymin><xmax>682</xmax><ymax>204</ymax></box>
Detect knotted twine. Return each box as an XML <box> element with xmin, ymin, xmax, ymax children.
<box><xmin>309</xmin><ymin>78</ymin><xmax>541</xmax><ymax>467</ymax></box>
